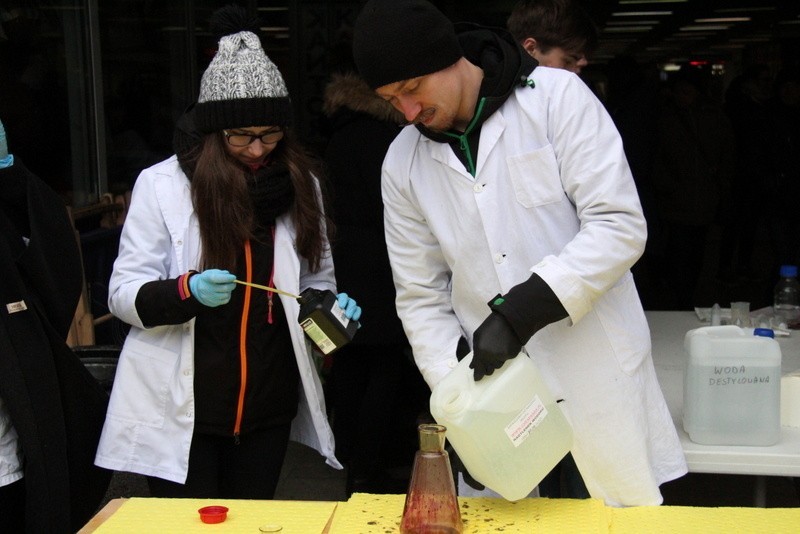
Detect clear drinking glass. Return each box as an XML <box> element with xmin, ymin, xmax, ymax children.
<box><xmin>730</xmin><ymin>301</ymin><xmax>750</xmax><ymax>327</ymax></box>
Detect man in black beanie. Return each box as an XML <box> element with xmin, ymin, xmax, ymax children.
<box><xmin>352</xmin><ymin>0</ymin><xmax>687</xmax><ymax>507</ymax></box>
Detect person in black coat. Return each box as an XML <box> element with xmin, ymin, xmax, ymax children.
<box><xmin>322</xmin><ymin>72</ymin><xmax>429</xmax><ymax>494</ymax></box>
<box><xmin>0</xmin><ymin>119</ymin><xmax>110</xmax><ymax>533</ymax></box>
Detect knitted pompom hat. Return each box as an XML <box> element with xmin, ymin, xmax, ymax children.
<box><xmin>353</xmin><ymin>0</ymin><xmax>462</xmax><ymax>89</ymax></box>
<box><xmin>193</xmin><ymin>4</ymin><xmax>292</xmax><ymax>133</ymax></box>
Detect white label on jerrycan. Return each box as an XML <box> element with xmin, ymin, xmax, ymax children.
<box><xmin>505</xmin><ymin>395</ymin><xmax>547</xmax><ymax>447</ymax></box>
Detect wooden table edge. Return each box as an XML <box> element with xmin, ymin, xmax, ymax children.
<box><xmin>78</xmin><ymin>498</ymin><xmax>128</xmax><ymax>533</ymax></box>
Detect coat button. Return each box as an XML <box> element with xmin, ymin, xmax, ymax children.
<box><xmin>494</xmin><ymin>253</ymin><xmax>505</xmax><ymax>264</ymax></box>
<box><xmin>177</xmin><ymin>240</ymin><xmax>183</xmax><ymax>245</ymax></box>
<box><xmin>448</xmin><ymin>360</ymin><xmax>457</xmax><ymax>368</ymax></box>
<box><xmin>183</xmin><ymin>369</ymin><xmax>191</xmax><ymax>376</ymax></box>
<box><xmin>473</xmin><ymin>183</ymin><xmax>483</xmax><ymax>193</ymax></box>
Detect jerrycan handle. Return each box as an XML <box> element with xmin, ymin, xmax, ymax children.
<box><xmin>435</xmin><ymin>352</ymin><xmax>477</xmax><ymax>418</ymax></box>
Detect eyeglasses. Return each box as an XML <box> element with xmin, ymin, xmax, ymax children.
<box><xmin>223</xmin><ymin>129</ymin><xmax>284</xmax><ymax>147</ymax></box>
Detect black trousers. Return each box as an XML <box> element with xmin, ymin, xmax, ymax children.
<box><xmin>537</xmin><ymin>452</ymin><xmax>590</xmax><ymax>499</ymax></box>
<box><xmin>0</xmin><ymin>478</ymin><xmax>25</xmax><ymax>532</ymax></box>
<box><xmin>147</xmin><ymin>424</ymin><xmax>291</xmax><ymax>500</ymax></box>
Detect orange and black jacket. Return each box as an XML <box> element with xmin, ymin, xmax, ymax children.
<box><xmin>135</xmin><ymin>225</ymin><xmax>299</xmax><ymax>440</ymax></box>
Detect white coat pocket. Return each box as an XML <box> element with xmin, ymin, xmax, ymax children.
<box><xmin>593</xmin><ymin>272</ymin><xmax>650</xmax><ymax>376</ymax></box>
<box><xmin>506</xmin><ymin>144</ymin><xmax>563</xmax><ymax>208</ymax></box>
<box><xmin>106</xmin><ymin>335</ymin><xmax>178</xmax><ymax>428</ymax></box>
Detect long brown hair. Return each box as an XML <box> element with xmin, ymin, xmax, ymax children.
<box><xmin>189</xmin><ymin>131</ymin><xmax>334</xmax><ymax>272</ymax></box>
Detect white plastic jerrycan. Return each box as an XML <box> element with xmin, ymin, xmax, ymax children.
<box><xmin>683</xmin><ymin>326</ymin><xmax>782</xmax><ymax>446</ymax></box>
<box><xmin>430</xmin><ymin>351</ymin><xmax>573</xmax><ymax>501</ymax></box>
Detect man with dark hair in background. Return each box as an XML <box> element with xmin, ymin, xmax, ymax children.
<box><xmin>507</xmin><ymin>0</ymin><xmax>598</xmax><ymax>74</ymax></box>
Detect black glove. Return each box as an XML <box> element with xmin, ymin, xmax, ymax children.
<box><xmin>471</xmin><ymin>274</ymin><xmax>569</xmax><ymax>381</ymax></box>
<box><xmin>470</xmin><ymin>309</ymin><xmax>523</xmax><ymax>380</ymax></box>
<box><xmin>456</xmin><ymin>336</ymin><xmax>471</xmax><ymax>361</ymax></box>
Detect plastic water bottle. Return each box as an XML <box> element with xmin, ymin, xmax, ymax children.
<box><xmin>773</xmin><ymin>264</ymin><xmax>800</xmax><ymax>329</ymax></box>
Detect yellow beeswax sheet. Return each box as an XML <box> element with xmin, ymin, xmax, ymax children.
<box><xmin>92</xmin><ymin>497</ymin><xmax>337</xmax><ymax>533</ymax></box>
<box><xmin>328</xmin><ymin>493</ymin><xmax>608</xmax><ymax>533</ymax></box>
<box><xmin>607</xmin><ymin>504</ymin><xmax>800</xmax><ymax>534</ymax></box>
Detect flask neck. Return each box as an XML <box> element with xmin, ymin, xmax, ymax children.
<box><xmin>418</xmin><ymin>424</ymin><xmax>446</xmax><ymax>453</ymax></box>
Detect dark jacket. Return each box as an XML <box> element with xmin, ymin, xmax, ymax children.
<box><xmin>322</xmin><ymin>73</ymin><xmax>407</xmax><ymax>345</ymax></box>
<box><xmin>0</xmin><ymin>159</ymin><xmax>110</xmax><ymax>533</ymax></box>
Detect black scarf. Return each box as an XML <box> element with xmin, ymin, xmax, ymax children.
<box><xmin>249</xmin><ymin>161</ymin><xmax>294</xmax><ymax>228</ymax></box>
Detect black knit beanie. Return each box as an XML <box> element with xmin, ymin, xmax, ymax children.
<box><xmin>193</xmin><ymin>5</ymin><xmax>292</xmax><ymax>133</ymax></box>
<box><xmin>352</xmin><ymin>0</ymin><xmax>463</xmax><ymax>89</ymax></box>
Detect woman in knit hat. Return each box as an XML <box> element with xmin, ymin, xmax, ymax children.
<box><xmin>94</xmin><ymin>5</ymin><xmax>360</xmax><ymax>499</ymax></box>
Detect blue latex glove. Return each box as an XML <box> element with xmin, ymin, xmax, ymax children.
<box><xmin>336</xmin><ymin>292</ymin><xmax>362</xmax><ymax>321</ymax></box>
<box><xmin>0</xmin><ymin>119</ymin><xmax>13</xmax><ymax>169</ymax></box>
<box><xmin>189</xmin><ymin>269</ymin><xmax>236</xmax><ymax>307</ymax></box>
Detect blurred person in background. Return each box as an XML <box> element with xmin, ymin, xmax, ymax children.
<box><xmin>322</xmin><ymin>70</ymin><xmax>427</xmax><ymax>495</ymax></box>
<box><xmin>0</xmin><ymin>117</ymin><xmax>110</xmax><ymax>532</ymax></box>
<box><xmin>506</xmin><ymin>0</ymin><xmax>598</xmax><ymax>75</ymax></box>
<box><xmin>652</xmin><ymin>70</ymin><xmax>734</xmax><ymax>309</ymax></box>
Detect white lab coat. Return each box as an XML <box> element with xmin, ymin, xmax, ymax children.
<box><xmin>382</xmin><ymin>67</ymin><xmax>687</xmax><ymax>506</ymax></box>
<box><xmin>94</xmin><ymin>156</ymin><xmax>341</xmax><ymax>483</ymax></box>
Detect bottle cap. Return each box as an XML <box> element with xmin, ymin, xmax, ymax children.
<box><xmin>198</xmin><ymin>505</ymin><xmax>228</xmax><ymax>524</ymax></box>
<box><xmin>780</xmin><ymin>265</ymin><xmax>798</xmax><ymax>278</ymax></box>
<box><xmin>754</xmin><ymin>328</ymin><xmax>775</xmax><ymax>338</ymax></box>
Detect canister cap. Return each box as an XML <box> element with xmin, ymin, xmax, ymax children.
<box><xmin>198</xmin><ymin>505</ymin><xmax>228</xmax><ymax>524</ymax></box>
<box><xmin>754</xmin><ymin>328</ymin><xmax>775</xmax><ymax>338</ymax></box>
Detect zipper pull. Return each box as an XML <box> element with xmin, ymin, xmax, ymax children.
<box><xmin>268</xmin><ymin>294</ymin><xmax>274</xmax><ymax>324</ymax></box>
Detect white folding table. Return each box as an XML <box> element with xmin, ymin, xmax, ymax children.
<box><xmin>646</xmin><ymin>310</ymin><xmax>800</xmax><ymax>506</ymax></box>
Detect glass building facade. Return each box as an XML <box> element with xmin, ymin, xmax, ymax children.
<box><xmin>0</xmin><ymin>1</ymin><xmax>365</xmax><ymax>207</ymax></box>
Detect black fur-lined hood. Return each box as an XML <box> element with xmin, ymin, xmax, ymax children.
<box><xmin>322</xmin><ymin>72</ymin><xmax>405</xmax><ymax>125</ymax></box>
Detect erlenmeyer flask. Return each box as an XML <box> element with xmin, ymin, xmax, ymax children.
<box><xmin>400</xmin><ymin>424</ymin><xmax>463</xmax><ymax>534</ymax></box>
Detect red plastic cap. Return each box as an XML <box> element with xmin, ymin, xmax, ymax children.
<box><xmin>198</xmin><ymin>505</ymin><xmax>229</xmax><ymax>524</ymax></box>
